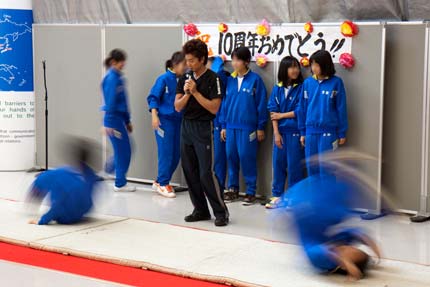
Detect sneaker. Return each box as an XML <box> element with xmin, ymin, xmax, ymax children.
<box><xmin>265</xmin><ymin>197</ymin><xmax>284</xmax><ymax>209</ymax></box>
<box><xmin>184</xmin><ymin>212</ymin><xmax>211</xmax><ymax>222</ymax></box>
<box><xmin>224</xmin><ymin>188</ymin><xmax>239</xmax><ymax>203</ymax></box>
<box><xmin>242</xmin><ymin>194</ymin><xmax>256</xmax><ymax>206</ymax></box>
<box><xmin>156</xmin><ymin>184</ymin><xmax>176</xmax><ymax>198</ymax></box>
<box><xmin>152</xmin><ymin>181</ymin><xmax>160</xmax><ymax>190</ymax></box>
<box><xmin>114</xmin><ymin>184</ymin><xmax>136</xmax><ymax>192</ymax></box>
<box><xmin>215</xmin><ymin>216</ymin><xmax>229</xmax><ymax>227</ymax></box>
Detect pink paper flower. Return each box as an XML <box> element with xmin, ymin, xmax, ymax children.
<box><xmin>339</xmin><ymin>53</ymin><xmax>355</xmax><ymax>69</ymax></box>
<box><xmin>255</xmin><ymin>54</ymin><xmax>268</xmax><ymax>68</ymax></box>
<box><xmin>184</xmin><ymin>23</ymin><xmax>200</xmax><ymax>37</ymax></box>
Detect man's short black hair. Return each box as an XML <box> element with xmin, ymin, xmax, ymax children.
<box><xmin>231</xmin><ymin>46</ymin><xmax>252</xmax><ymax>63</ymax></box>
<box><xmin>310</xmin><ymin>50</ymin><xmax>336</xmax><ymax>77</ymax></box>
<box><xmin>182</xmin><ymin>39</ymin><xmax>209</xmax><ymax>65</ymax></box>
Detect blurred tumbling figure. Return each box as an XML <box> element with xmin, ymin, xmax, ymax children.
<box><xmin>288</xmin><ymin>150</ymin><xmax>381</xmax><ymax>280</ymax></box>
<box><xmin>26</xmin><ymin>137</ymin><xmax>102</xmax><ymax>225</ymax></box>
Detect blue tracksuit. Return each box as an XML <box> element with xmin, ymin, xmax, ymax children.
<box><xmin>210</xmin><ymin>56</ymin><xmax>229</xmax><ymax>190</ymax></box>
<box><xmin>298</xmin><ymin>75</ymin><xmax>348</xmax><ymax>176</ymax></box>
<box><xmin>31</xmin><ymin>166</ymin><xmax>98</xmax><ymax>225</ymax></box>
<box><xmin>147</xmin><ymin>69</ymin><xmax>182</xmax><ymax>186</ymax></box>
<box><xmin>288</xmin><ymin>175</ymin><xmax>366</xmax><ymax>272</ymax></box>
<box><xmin>267</xmin><ymin>82</ymin><xmax>304</xmax><ymax>197</ymax></box>
<box><xmin>101</xmin><ymin>68</ymin><xmax>132</xmax><ymax>187</ymax></box>
<box><xmin>221</xmin><ymin>70</ymin><xmax>267</xmax><ymax>195</ymax></box>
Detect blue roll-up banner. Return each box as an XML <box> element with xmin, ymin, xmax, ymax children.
<box><xmin>0</xmin><ymin>0</ymin><xmax>34</xmax><ymax>170</ymax></box>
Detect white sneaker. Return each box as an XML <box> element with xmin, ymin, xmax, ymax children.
<box><xmin>156</xmin><ymin>184</ymin><xmax>176</xmax><ymax>198</ymax></box>
<box><xmin>114</xmin><ymin>184</ymin><xmax>136</xmax><ymax>192</ymax></box>
<box><xmin>152</xmin><ymin>181</ymin><xmax>160</xmax><ymax>191</ymax></box>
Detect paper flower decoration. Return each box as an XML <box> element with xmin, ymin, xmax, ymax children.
<box><xmin>255</xmin><ymin>54</ymin><xmax>268</xmax><ymax>68</ymax></box>
<box><xmin>256</xmin><ymin>19</ymin><xmax>271</xmax><ymax>36</ymax></box>
<box><xmin>340</xmin><ymin>21</ymin><xmax>359</xmax><ymax>37</ymax></box>
<box><xmin>304</xmin><ymin>22</ymin><xmax>313</xmax><ymax>33</ymax></box>
<box><xmin>218</xmin><ymin>23</ymin><xmax>228</xmax><ymax>33</ymax></box>
<box><xmin>184</xmin><ymin>23</ymin><xmax>200</xmax><ymax>37</ymax></box>
<box><xmin>300</xmin><ymin>57</ymin><xmax>310</xmax><ymax>67</ymax></box>
<box><xmin>339</xmin><ymin>53</ymin><xmax>355</xmax><ymax>69</ymax></box>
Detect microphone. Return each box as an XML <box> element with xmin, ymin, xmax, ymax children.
<box><xmin>185</xmin><ymin>70</ymin><xmax>193</xmax><ymax>95</ymax></box>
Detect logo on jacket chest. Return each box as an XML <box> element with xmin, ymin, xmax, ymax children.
<box><xmin>241</xmin><ymin>87</ymin><xmax>256</xmax><ymax>95</ymax></box>
<box><xmin>321</xmin><ymin>90</ymin><xmax>337</xmax><ymax>98</ymax></box>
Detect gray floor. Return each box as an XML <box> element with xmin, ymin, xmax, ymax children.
<box><xmin>0</xmin><ymin>171</ymin><xmax>429</xmax><ymax>286</ymax></box>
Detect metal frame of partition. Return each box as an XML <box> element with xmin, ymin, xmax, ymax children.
<box><xmin>383</xmin><ymin>22</ymin><xmax>430</xmax><ymax>221</ymax></box>
<box><xmin>362</xmin><ymin>22</ymin><xmax>387</xmax><ymax>219</ymax></box>
<box><xmin>412</xmin><ymin>22</ymin><xmax>430</xmax><ymax>221</ymax></box>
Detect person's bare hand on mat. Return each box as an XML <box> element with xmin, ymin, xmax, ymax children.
<box><xmin>339</xmin><ymin>138</ymin><xmax>346</xmax><ymax>145</ymax></box>
<box><xmin>28</xmin><ymin>219</ymin><xmax>38</xmax><ymax>225</ymax></box>
<box><xmin>344</xmin><ymin>260</ymin><xmax>363</xmax><ymax>281</ymax></box>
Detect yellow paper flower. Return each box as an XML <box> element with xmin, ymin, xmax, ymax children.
<box><xmin>300</xmin><ymin>57</ymin><xmax>310</xmax><ymax>67</ymax></box>
<box><xmin>218</xmin><ymin>23</ymin><xmax>228</xmax><ymax>33</ymax></box>
<box><xmin>340</xmin><ymin>21</ymin><xmax>359</xmax><ymax>37</ymax></box>
<box><xmin>256</xmin><ymin>19</ymin><xmax>271</xmax><ymax>36</ymax></box>
<box><xmin>304</xmin><ymin>22</ymin><xmax>313</xmax><ymax>33</ymax></box>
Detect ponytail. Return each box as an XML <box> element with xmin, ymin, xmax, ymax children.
<box><xmin>104</xmin><ymin>48</ymin><xmax>127</xmax><ymax>69</ymax></box>
<box><xmin>165</xmin><ymin>59</ymin><xmax>173</xmax><ymax>71</ymax></box>
<box><xmin>165</xmin><ymin>51</ymin><xmax>185</xmax><ymax>71</ymax></box>
<box><xmin>104</xmin><ymin>56</ymin><xmax>113</xmax><ymax>68</ymax></box>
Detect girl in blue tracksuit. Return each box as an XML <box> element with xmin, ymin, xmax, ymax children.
<box><xmin>147</xmin><ymin>51</ymin><xmax>186</xmax><ymax>198</ymax></box>
<box><xmin>220</xmin><ymin>47</ymin><xmax>268</xmax><ymax>205</ymax></box>
<box><xmin>27</xmin><ymin>137</ymin><xmax>100</xmax><ymax>225</ymax></box>
<box><xmin>298</xmin><ymin>50</ymin><xmax>348</xmax><ymax>176</ymax></box>
<box><xmin>102</xmin><ymin>49</ymin><xmax>135</xmax><ymax>192</ymax></box>
<box><xmin>266</xmin><ymin>56</ymin><xmax>305</xmax><ymax>209</ymax></box>
<box><xmin>208</xmin><ymin>56</ymin><xmax>230</xmax><ymax>192</ymax></box>
<box><xmin>288</xmin><ymin>174</ymin><xmax>380</xmax><ymax>279</ymax></box>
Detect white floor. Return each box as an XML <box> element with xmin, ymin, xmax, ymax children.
<box><xmin>1</xmin><ymin>171</ymin><xmax>430</xmax><ymax>286</ymax></box>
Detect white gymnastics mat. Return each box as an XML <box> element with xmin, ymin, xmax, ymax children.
<box><xmin>0</xmin><ymin>198</ymin><xmax>429</xmax><ymax>287</ymax></box>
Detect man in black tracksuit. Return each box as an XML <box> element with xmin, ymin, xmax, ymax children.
<box><xmin>175</xmin><ymin>39</ymin><xmax>229</xmax><ymax>227</ymax></box>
